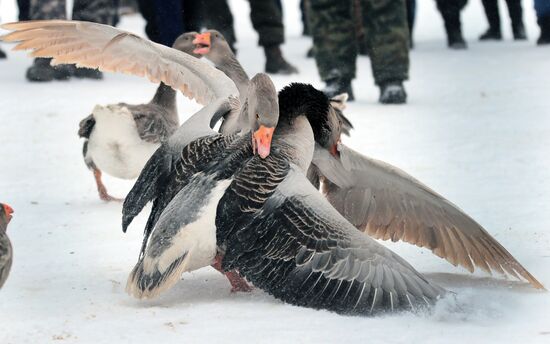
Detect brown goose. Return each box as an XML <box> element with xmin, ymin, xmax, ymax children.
<box><xmin>0</xmin><ymin>203</ymin><xmax>14</xmax><ymax>289</ymax></box>
<box><xmin>77</xmin><ymin>32</ymin><xmax>200</xmax><ymax>201</ymax></box>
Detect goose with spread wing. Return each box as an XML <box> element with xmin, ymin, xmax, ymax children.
<box><xmin>0</xmin><ymin>203</ymin><xmax>14</xmax><ymax>289</ymax></box>
<box><xmin>78</xmin><ymin>32</ymin><xmax>200</xmax><ymax>201</ymax></box>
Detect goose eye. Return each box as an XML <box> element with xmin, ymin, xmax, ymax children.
<box><xmin>256</xmin><ymin>113</ymin><xmax>260</xmax><ymax>119</ymax></box>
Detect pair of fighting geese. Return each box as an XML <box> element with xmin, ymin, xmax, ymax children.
<box><xmin>0</xmin><ymin>20</ymin><xmax>545</xmax><ymax>315</ymax></box>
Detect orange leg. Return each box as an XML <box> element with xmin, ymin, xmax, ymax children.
<box><xmin>212</xmin><ymin>254</ymin><xmax>253</xmax><ymax>292</ymax></box>
<box><xmin>93</xmin><ymin>168</ymin><xmax>123</xmax><ymax>202</ymax></box>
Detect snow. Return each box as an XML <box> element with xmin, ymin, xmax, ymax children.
<box><xmin>1</xmin><ymin>0</ymin><xmax>549</xmax><ymax>343</ymax></box>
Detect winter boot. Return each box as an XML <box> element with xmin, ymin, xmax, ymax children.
<box><xmin>448</xmin><ymin>30</ymin><xmax>467</xmax><ymax>49</ymax></box>
<box><xmin>537</xmin><ymin>16</ymin><xmax>550</xmax><ymax>45</ymax></box>
<box><xmin>0</xmin><ymin>47</ymin><xmax>6</xmax><ymax>59</ymax></box>
<box><xmin>479</xmin><ymin>28</ymin><xmax>502</xmax><ymax>40</ymax></box>
<box><xmin>323</xmin><ymin>78</ymin><xmax>354</xmax><ymax>102</ymax></box>
<box><xmin>74</xmin><ymin>67</ymin><xmax>103</xmax><ymax>80</ymax></box>
<box><xmin>512</xmin><ymin>23</ymin><xmax>527</xmax><ymax>40</ymax></box>
<box><xmin>264</xmin><ymin>45</ymin><xmax>299</xmax><ymax>75</ymax></box>
<box><xmin>379</xmin><ymin>81</ymin><xmax>407</xmax><ymax>105</ymax></box>
<box><xmin>26</xmin><ymin>58</ymin><xmax>73</xmax><ymax>82</ymax></box>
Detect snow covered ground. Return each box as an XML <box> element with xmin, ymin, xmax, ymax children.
<box><xmin>1</xmin><ymin>0</ymin><xmax>549</xmax><ymax>343</ymax></box>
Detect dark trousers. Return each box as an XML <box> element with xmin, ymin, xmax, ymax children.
<box><xmin>435</xmin><ymin>0</ymin><xmax>467</xmax><ymax>37</ymax></box>
<box><xmin>137</xmin><ymin>0</ymin><xmax>199</xmax><ymax>47</ymax></box>
<box><xmin>481</xmin><ymin>0</ymin><xmax>523</xmax><ymax>31</ymax></box>
<box><xmin>308</xmin><ymin>0</ymin><xmax>409</xmax><ymax>85</ymax></box>
<box><xmin>406</xmin><ymin>0</ymin><xmax>416</xmax><ymax>40</ymax></box>
<box><xmin>17</xmin><ymin>0</ymin><xmax>31</xmax><ymax>20</ymax></box>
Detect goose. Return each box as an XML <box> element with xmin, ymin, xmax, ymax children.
<box><xmin>126</xmin><ymin>74</ymin><xmax>279</xmax><ymax>298</ymax></box>
<box><xmin>0</xmin><ymin>203</ymin><xmax>14</xmax><ymax>289</ymax></box>
<box><xmin>77</xmin><ymin>32</ymin><xmax>200</xmax><ymax>201</ymax></box>
<box><xmin>190</xmin><ymin>30</ymin><xmax>544</xmax><ymax>290</ymax></box>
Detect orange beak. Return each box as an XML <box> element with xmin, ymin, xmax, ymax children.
<box><xmin>253</xmin><ymin>125</ymin><xmax>275</xmax><ymax>159</ymax></box>
<box><xmin>193</xmin><ymin>32</ymin><xmax>211</xmax><ymax>55</ymax></box>
<box><xmin>2</xmin><ymin>203</ymin><xmax>13</xmax><ymax>223</ymax></box>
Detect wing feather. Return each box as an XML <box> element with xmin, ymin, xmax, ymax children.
<box><xmin>216</xmin><ymin>159</ymin><xmax>445</xmax><ymax>315</ymax></box>
<box><xmin>1</xmin><ymin>20</ymin><xmax>238</xmax><ymax>105</ymax></box>
<box><xmin>312</xmin><ymin>144</ymin><xmax>544</xmax><ymax>289</ymax></box>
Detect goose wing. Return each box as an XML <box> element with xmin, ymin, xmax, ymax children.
<box><xmin>216</xmin><ymin>157</ymin><xmax>445</xmax><ymax>315</ymax></box>
<box><xmin>312</xmin><ymin>143</ymin><xmax>544</xmax><ymax>289</ymax></box>
<box><xmin>1</xmin><ymin>20</ymin><xmax>238</xmax><ymax>105</ymax></box>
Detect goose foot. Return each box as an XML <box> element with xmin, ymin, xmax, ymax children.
<box><xmin>212</xmin><ymin>254</ymin><xmax>253</xmax><ymax>292</ymax></box>
<box><xmin>93</xmin><ymin>169</ymin><xmax>123</xmax><ymax>202</ymax></box>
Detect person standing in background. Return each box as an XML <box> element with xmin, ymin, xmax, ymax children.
<box><xmin>479</xmin><ymin>0</ymin><xmax>526</xmax><ymax>40</ymax></box>
<box><xmin>138</xmin><ymin>0</ymin><xmax>297</xmax><ymax>75</ymax></box>
<box><xmin>535</xmin><ymin>0</ymin><xmax>550</xmax><ymax>45</ymax></box>
<box><xmin>25</xmin><ymin>0</ymin><xmax>119</xmax><ymax>81</ymax></box>
<box><xmin>307</xmin><ymin>0</ymin><xmax>410</xmax><ymax>104</ymax></box>
<box><xmin>435</xmin><ymin>0</ymin><xmax>468</xmax><ymax>49</ymax></box>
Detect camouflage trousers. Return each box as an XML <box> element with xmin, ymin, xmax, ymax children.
<box><xmin>307</xmin><ymin>0</ymin><xmax>409</xmax><ymax>85</ymax></box>
<box><xmin>30</xmin><ymin>0</ymin><xmax>118</xmax><ymax>25</ymax></box>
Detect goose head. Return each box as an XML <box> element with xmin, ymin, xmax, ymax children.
<box><xmin>192</xmin><ymin>30</ymin><xmax>233</xmax><ymax>65</ymax></box>
<box><xmin>172</xmin><ymin>31</ymin><xmax>202</xmax><ymax>58</ymax></box>
<box><xmin>247</xmin><ymin>73</ymin><xmax>279</xmax><ymax>159</ymax></box>
<box><xmin>1</xmin><ymin>203</ymin><xmax>13</xmax><ymax>230</ymax></box>
<box><xmin>278</xmin><ymin>83</ymin><xmax>334</xmax><ymax>148</ymax></box>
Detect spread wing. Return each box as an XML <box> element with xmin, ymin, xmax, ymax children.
<box><xmin>312</xmin><ymin>143</ymin><xmax>544</xmax><ymax>289</ymax></box>
<box><xmin>217</xmin><ymin>157</ymin><xmax>445</xmax><ymax>315</ymax></box>
<box><xmin>1</xmin><ymin>20</ymin><xmax>238</xmax><ymax>105</ymax></box>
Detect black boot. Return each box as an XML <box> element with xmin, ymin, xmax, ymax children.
<box><xmin>264</xmin><ymin>45</ymin><xmax>299</xmax><ymax>75</ymax></box>
<box><xmin>512</xmin><ymin>23</ymin><xmax>527</xmax><ymax>40</ymax></box>
<box><xmin>26</xmin><ymin>58</ymin><xmax>74</xmax><ymax>82</ymax></box>
<box><xmin>537</xmin><ymin>16</ymin><xmax>550</xmax><ymax>45</ymax></box>
<box><xmin>74</xmin><ymin>67</ymin><xmax>103</xmax><ymax>80</ymax></box>
<box><xmin>379</xmin><ymin>81</ymin><xmax>407</xmax><ymax>105</ymax></box>
<box><xmin>479</xmin><ymin>27</ymin><xmax>502</xmax><ymax>40</ymax></box>
<box><xmin>0</xmin><ymin>47</ymin><xmax>6</xmax><ymax>59</ymax></box>
<box><xmin>322</xmin><ymin>78</ymin><xmax>354</xmax><ymax>101</ymax></box>
<box><xmin>448</xmin><ymin>30</ymin><xmax>467</xmax><ymax>49</ymax></box>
